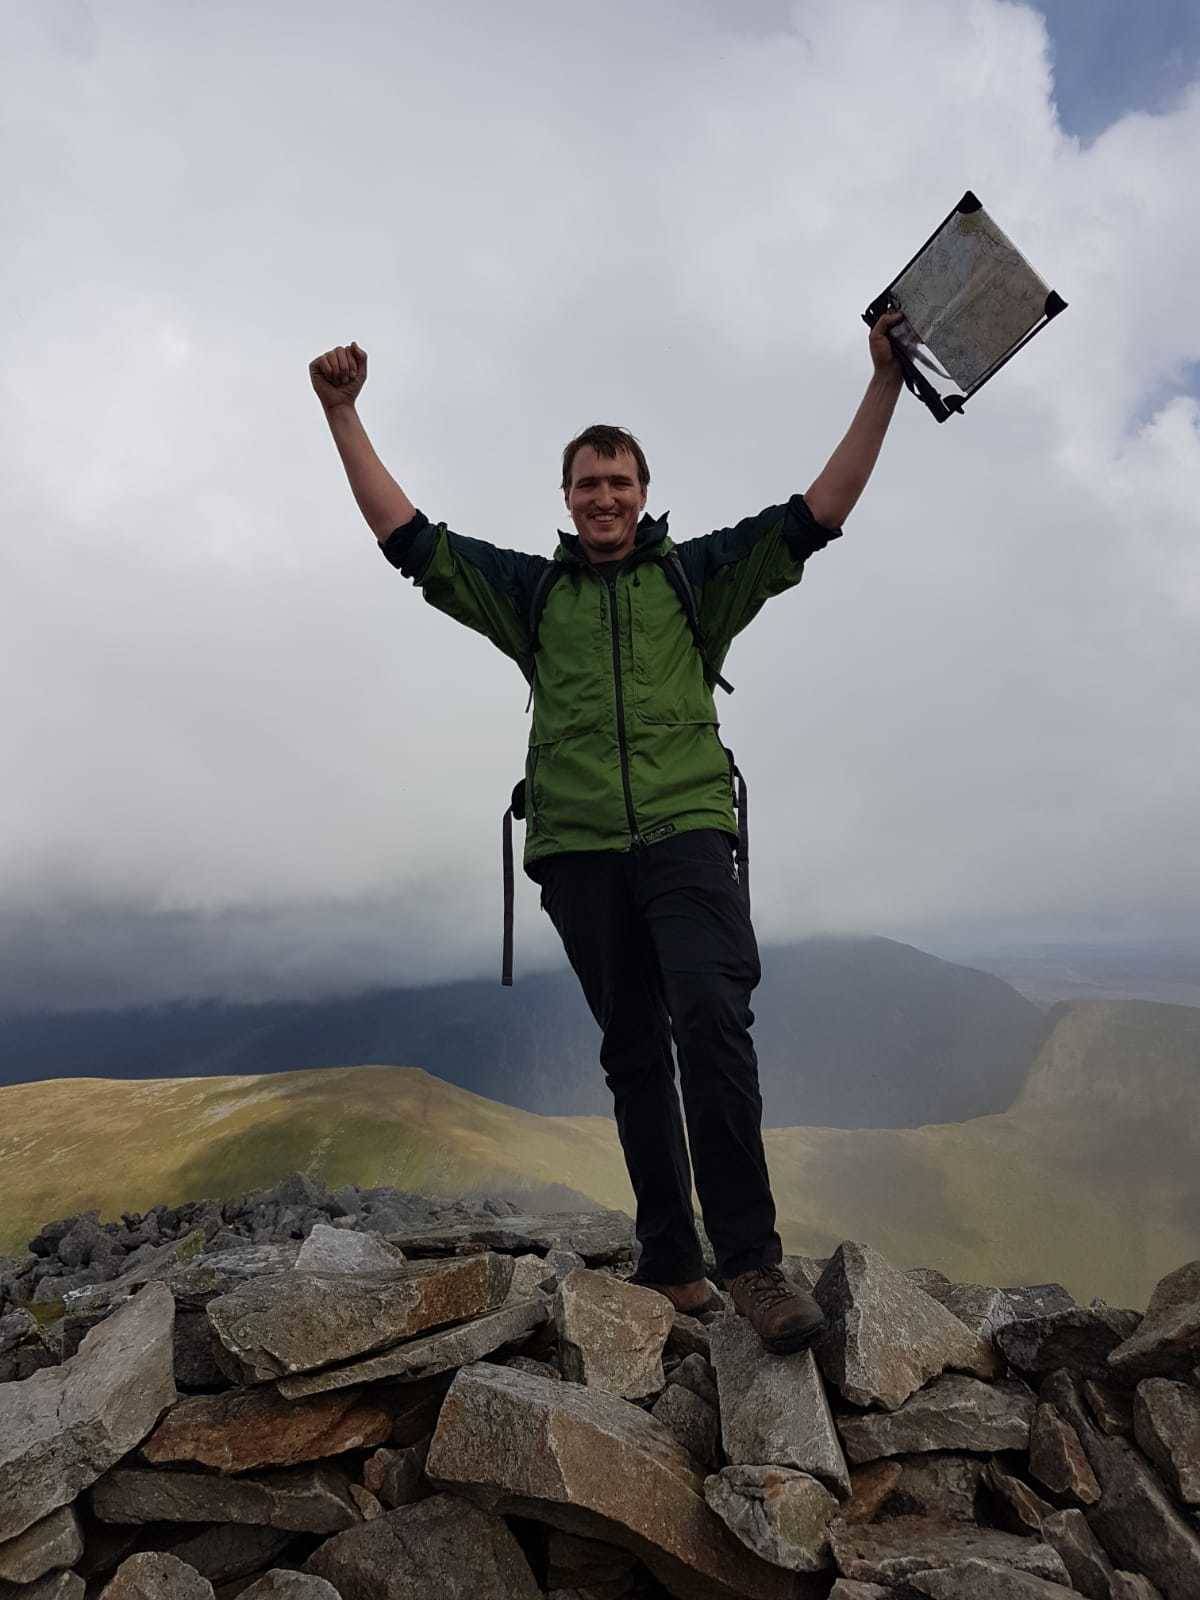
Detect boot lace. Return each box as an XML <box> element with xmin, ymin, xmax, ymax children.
<box><xmin>741</xmin><ymin>1265</ymin><xmax>795</xmax><ymax>1310</ymax></box>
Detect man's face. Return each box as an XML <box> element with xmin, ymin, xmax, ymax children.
<box><xmin>564</xmin><ymin>446</ymin><xmax>647</xmax><ymax>563</ymax></box>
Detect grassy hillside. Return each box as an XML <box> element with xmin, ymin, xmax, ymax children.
<box><xmin>1</xmin><ymin>999</ymin><xmax>1195</xmax><ymax>1307</ymax></box>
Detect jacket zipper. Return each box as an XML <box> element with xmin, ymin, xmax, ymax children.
<box><xmin>604</xmin><ymin>571</ymin><xmax>642</xmax><ymax>847</ymax></box>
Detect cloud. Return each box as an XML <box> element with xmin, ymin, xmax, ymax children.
<box><xmin>2</xmin><ymin>0</ymin><xmax>1198</xmax><ymax>1009</ymax></box>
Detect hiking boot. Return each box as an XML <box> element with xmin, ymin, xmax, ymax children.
<box><xmin>632</xmin><ymin>1276</ymin><xmax>726</xmax><ymax>1316</ymax></box>
<box><xmin>728</xmin><ymin>1265</ymin><xmax>827</xmax><ymax>1354</ymax></box>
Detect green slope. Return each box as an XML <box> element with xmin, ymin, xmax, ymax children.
<box><xmin>1</xmin><ymin>1000</ymin><xmax>1195</xmax><ymax>1307</ymax></box>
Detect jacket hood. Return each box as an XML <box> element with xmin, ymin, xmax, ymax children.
<box><xmin>554</xmin><ymin>508</ymin><xmax>672</xmax><ymax>566</ymax></box>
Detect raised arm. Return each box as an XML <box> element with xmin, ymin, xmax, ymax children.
<box><xmin>309</xmin><ymin>341</ymin><xmax>416</xmax><ymax>542</ymax></box>
<box><xmin>803</xmin><ymin>310</ymin><xmax>905</xmax><ymax>529</ymax></box>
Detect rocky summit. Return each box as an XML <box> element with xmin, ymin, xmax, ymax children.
<box><xmin>1</xmin><ymin>1174</ymin><xmax>1199</xmax><ymax>1599</ymax></box>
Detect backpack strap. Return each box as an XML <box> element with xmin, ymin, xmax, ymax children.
<box><xmin>520</xmin><ymin>562</ymin><xmax>569</xmax><ymax>711</ymax></box>
<box><xmin>660</xmin><ymin>549</ymin><xmax>734</xmax><ymax>695</ymax></box>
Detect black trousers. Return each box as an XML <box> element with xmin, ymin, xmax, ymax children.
<box><xmin>533</xmin><ymin>828</ymin><xmax>783</xmax><ymax>1285</ymax></box>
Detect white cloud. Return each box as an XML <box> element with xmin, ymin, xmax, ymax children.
<box><xmin>1</xmin><ymin>0</ymin><xmax>1198</xmax><ymax>1006</ymax></box>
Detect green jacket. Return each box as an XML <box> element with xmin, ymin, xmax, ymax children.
<box><xmin>380</xmin><ymin>493</ymin><xmax>841</xmax><ymax>870</ymax></box>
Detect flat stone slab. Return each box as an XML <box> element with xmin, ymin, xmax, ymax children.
<box><xmin>704</xmin><ymin>1466</ymin><xmax>839</xmax><ymax>1573</ymax></box>
<box><xmin>277</xmin><ymin>1295</ymin><xmax>547</xmax><ymax>1397</ymax></box>
<box><xmin>709</xmin><ymin>1313</ymin><xmax>849</xmax><ymax>1498</ymax></box>
<box><xmin>907</xmin><ymin>1558</ymin><xmax>1078</xmax><ymax>1597</ymax></box>
<box><xmin>383</xmin><ymin>1210</ymin><xmax>635</xmax><ymax>1264</ymax></box>
<box><xmin>1133</xmin><ymin>1377</ymin><xmax>1200</xmax><ymax>1502</ymax></box>
<box><xmin>304</xmin><ymin>1494</ymin><xmax>540</xmax><ymax>1599</ymax></box>
<box><xmin>828</xmin><ymin>1517</ymin><xmax>1071</xmax><ymax>1586</ymax></box>
<box><xmin>0</xmin><ymin>1505</ymin><xmax>82</xmax><ymax>1584</ymax></box>
<box><xmin>555</xmin><ymin>1269</ymin><xmax>672</xmax><ymax>1399</ymax></box>
<box><xmin>0</xmin><ymin>1283</ymin><xmax>176</xmax><ymax>1542</ymax></box>
<box><xmin>142</xmin><ymin>1382</ymin><xmax>392</xmax><ymax>1471</ymax></box>
<box><xmin>207</xmin><ymin>1253</ymin><xmax>515</xmax><ymax>1382</ymax></box>
<box><xmin>425</xmin><ymin>1359</ymin><xmax>802</xmax><ymax>1600</ymax></box>
<box><xmin>90</xmin><ymin>1464</ymin><xmax>360</xmax><ymax>1534</ymax></box>
<box><xmin>813</xmin><ymin>1243</ymin><xmax>995</xmax><ymax>1412</ymax></box>
<box><xmin>836</xmin><ymin>1375</ymin><xmax>1035</xmax><ymax>1463</ymax></box>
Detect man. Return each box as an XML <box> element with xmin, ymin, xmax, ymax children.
<box><xmin>310</xmin><ymin>310</ymin><xmax>905</xmax><ymax>1352</ymax></box>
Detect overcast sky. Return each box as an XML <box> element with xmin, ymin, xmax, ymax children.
<box><xmin>3</xmin><ymin>0</ymin><xmax>1198</xmax><ymax>1013</ymax></box>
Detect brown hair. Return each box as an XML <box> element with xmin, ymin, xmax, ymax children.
<box><xmin>561</xmin><ymin>424</ymin><xmax>650</xmax><ymax>494</ymax></box>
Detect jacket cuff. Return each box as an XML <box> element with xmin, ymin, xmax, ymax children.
<box><xmin>782</xmin><ymin>493</ymin><xmax>843</xmax><ymax>561</ymax></box>
<box><xmin>380</xmin><ymin>509</ymin><xmax>437</xmax><ymax>579</ymax></box>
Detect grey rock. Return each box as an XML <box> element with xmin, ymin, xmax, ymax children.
<box><xmin>704</xmin><ymin>1465</ymin><xmax>838</xmax><ymax>1572</ymax></box>
<box><xmin>293</xmin><ymin>1226</ymin><xmax>407</xmax><ymax>1274</ymax></box>
<box><xmin>278</xmin><ymin>1295</ymin><xmax>547</xmax><ymax>1397</ymax></box>
<box><xmin>304</xmin><ymin>1494</ymin><xmax>540</xmax><ymax>1599</ymax></box>
<box><xmin>555</xmin><ymin>1270</ymin><xmax>672</xmax><ymax>1400</ymax></box>
<box><xmin>505</xmin><ymin>1253</ymin><xmax>557</xmax><ymax>1302</ymax></box>
<box><xmin>172</xmin><ymin>1309</ymin><xmax>230</xmax><ymax>1391</ymax></box>
<box><xmin>0</xmin><ymin>1505</ymin><xmax>82</xmax><ymax>1584</ymax></box>
<box><xmin>827</xmin><ymin>1517</ymin><xmax>1071</xmax><ymax>1586</ymax></box>
<box><xmin>168</xmin><ymin>1245</ymin><xmax>301</xmax><ymax>1309</ymax></box>
<box><xmin>906</xmin><ymin>1558</ymin><xmax>1078</xmax><ymax>1597</ymax></box>
<box><xmin>1084</xmin><ymin>1434</ymin><xmax>1200</xmax><ymax>1600</ymax></box>
<box><xmin>650</xmin><ymin>1384</ymin><xmax>721</xmax><ymax>1471</ymax></box>
<box><xmin>1107</xmin><ymin>1267</ymin><xmax>1200</xmax><ymax>1380</ymax></box>
<box><xmin>667</xmin><ymin>1352</ymin><xmax>718</xmax><ymax>1410</ymax></box>
<box><xmin>505</xmin><ymin>1354</ymin><xmax>560</xmax><ymax>1380</ymax></box>
<box><xmin>812</xmin><ymin>1242</ymin><xmax>995</xmax><ymax>1412</ymax></box>
<box><xmin>0</xmin><ymin>1575</ymin><xmax>85</xmax><ymax>1599</ymax></box>
<box><xmin>0</xmin><ymin>1313</ymin><xmax>35</xmax><ymax>1360</ymax></box>
<box><xmin>875</xmin><ymin>1454</ymin><xmax>984</xmax><ymax>1522</ymax></box>
<box><xmin>836</xmin><ymin>1374</ymin><xmax>1035</xmax><ymax>1464</ymax></box>
<box><xmin>1133</xmin><ymin>1377</ymin><xmax>1200</xmax><ymax>1502</ymax></box>
<box><xmin>425</xmin><ymin>1359</ymin><xmax>799</xmax><ymax>1599</ymax></box>
<box><xmin>362</xmin><ymin>1439</ymin><xmax>432</xmax><ymax>1508</ymax></box>
<box><xmin>1109</xmin><ymin>1574</ymin><xmax>1165</xmax><ymax>1599</ymax></box>
<box><xmin>1082</xmin><ymin>1378</ymin><xmax>1134</xmax><ymax>1435</ymax></box>
<box><xmin>981</xmin><ymin>1461</ymin><xmax>1054</xmax><ymax>1535</ymax></box>
<box><xmin>544</xmin><ymin>1528</ymin><xmax>637</xmax><ymax>1590</ymax></box>
<box><xmin>65</xmin><ymin>1231</ymin><xmax>210</xmax><ymax>1316</ymax></box>
<box><xmin>665</xmin><ymin>1312</ymin><xmax>710</xmax><ymax>1362</ymax></box>
<box><xmin>91</xmin><ymin>1464</ymin><xmax>360</xmax><ymax>1535</ymax></box>
<box><xmin>207</xmin><ymin>1253</ymin><xmax>515</xmax><ymax>1383</ymax></box>
<box><xmin>709</xmin><ymin>1313</ymin><xmax>849</xmax><ymax>1498</ymax></box>
<box><xmin>237</xmin><ymin>1575</ymin><xmax>342</xmax><ymax>1599</ymax></box>
<box><xmin>827</xmin><ymin>1585</ymin><xmax>889</xmax><ymax>1600</ymax></box>
<box><xmin>996</xmin><ymin>1307</ymin><xmax>1142</xmax><ymax>1383</ymax></box>
<box><xmin>912</xmin><ymin>1277</ymin><xmax>1017</xmax><ymax>1344</ymax></box>
<box><xmin>98</xmin><ymin>1551</ymin><xmax>214</xmax><ymax>1597</ymax></box>
<box><xmin>1028</xmin><ymin>1402</ymin><xmax>1101</xmax><ymax>1503</ymax></box>
<box><xmin>1000</xmin><ymin>1285</ymin><xmax>1077</xmax><ymax>1319</ymax></box>
<box><xmin>545</xmin><ymin>1249</ymin><xmax>587</xmax><ymax>1280</ymax></box>
<box><xmin>1041</xmin><ymin>1507</ymin><xmax>1115</xmax><ymax>1600</ymax></box>
<box><xmin>0</xmin><ymin>1283</ymin><xmax>175</xmax><ymax>1542</ymax></box>
<box><xmin>140</xmin><ymin>1523</ymin><xmax>294</xmax><ymax>1584</ymax></box>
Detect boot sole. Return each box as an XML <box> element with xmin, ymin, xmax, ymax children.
<box><xmin>760</xmin><ymin>1316</ymin><xmax>827</xmax><ymax>1355</ymax></box>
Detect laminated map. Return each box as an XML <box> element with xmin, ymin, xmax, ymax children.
<box><xmin>891</xmin><ymin>205</ymin><xmax>1052</xmax><ymax>393</ymax></box>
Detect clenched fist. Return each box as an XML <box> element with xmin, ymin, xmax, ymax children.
<box><xmin>309</xmin><ymin>341</ymin><xmax>367</xmax><ymax>410</ymax></box>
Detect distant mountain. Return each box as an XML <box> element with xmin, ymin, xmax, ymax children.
<box><xmin>953</xmin><ymin>938</ymin><xmax>1200</xmax><ymax>1009</ymax></box>
<box><xmin>0</xmin><ymin>936</ymin><xmax>1042</xmax><ymax>1130</ymax></box>
<box><xmin>2</xmin><ymin>998</ymin><xmax>1195</xmax><ymax>1304</ymax></box>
